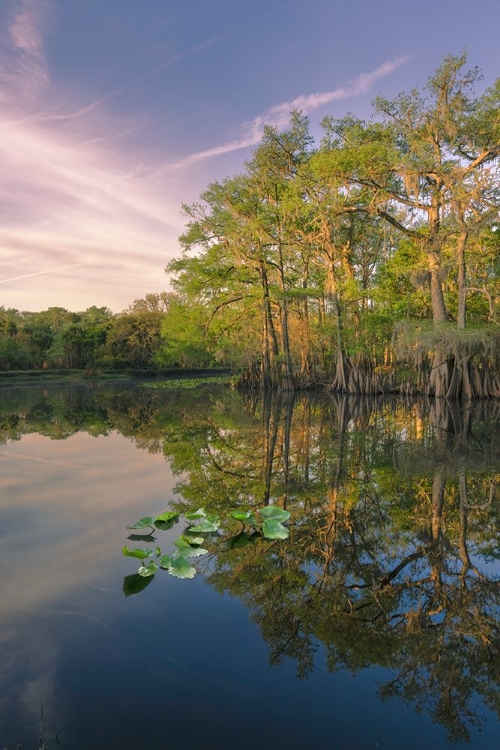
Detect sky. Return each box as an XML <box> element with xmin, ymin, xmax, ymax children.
<box><xmin>0</xmin><ymin>0</ymin><xmax>499</xmax><ymax>313</ymax></box>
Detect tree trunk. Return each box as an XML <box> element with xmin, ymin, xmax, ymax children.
<box><xmin>429</xmin><ymin>262</ymin><xmax>447</xmax><ymax>323</ymax></box>
<box><xmin>276</xmin><ymin>232</ymin><xmax>295</xmax><ymax>391</ymax></box>
<box><xmin>456</xmin><ymin>229</ymin><xmax>469</xmax><ymax>329</ymax></box>
<box><xmin>260</xmin><ymin>261</ymin><xmax>279</xmax><ymax>389</ymax></box>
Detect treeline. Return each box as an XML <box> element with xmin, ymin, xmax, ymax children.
<box><xmin>3</xmin><ymin>54</ymin><xmax>500</xmax><ymax>397</ymax></box>
<box><xmin>0</xmin><ymin>293</ymin><xmax>174</xmax><ymax>371</ymax></box>
<box><xmin>164</xmin><ymin>53</ymin><xmax>500</xmax><ymax>398</ymax></box>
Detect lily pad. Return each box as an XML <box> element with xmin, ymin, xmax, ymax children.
<box><xmin>189</xmin><ymin>514</ymin><xmax>221</xmax><ymax>533</ymax></box>
<box><xmin>173</xmin><ymin>538</ymin><xmax>208</xmax><ymax>558</ymax></box>
<box><xmin>259</xmin><ymin>506</ymin><xmax>290</xmax><ymax>524</ymax></box>
<box><xmin>154</xmin><ymin>518</ymin><xmax>178</xmax><ymax>531</ymax></box>
<box><xmin>179</xmin><ymin>533</ymin><xmax>204</xmax><ymax>546</ymax></box>
<box><xmin>159</xmin><ymin>554</ymin><xmax>174</xmax><ymax>569</ymax></box>
<box><xmin>262</xmin><ymin>519</ymin><xmax>289</xmax><ymax>540</ymax></box>
<box><xmin>127</xmin><ymin>516</ymin><xmax>156</xmax><ymax>530</ymax></box>
<box><xmin>230</xmin><ymin>510</ymin><xmax>258</xmax><ymax>525</ymax></box>
<box><xmin>122</xmin><ymin>546</ymin><xmax>154</xmax><ymax>560</ymax></box>
<box><xmin>155</xmin><ymin>511</ymin><xmax>180</xmax><ymax>523</ymax></box>
<box><xmin>167</xmin><ymin>556</ymin><xmax>196</xmax><ymax>579</ymax></box>
<box><xmin>185</xmin><ymin>508</ymin><xmax>206</xmax><ymax>520</ymax></box>
<box><xmin>137</xmin><ymin>561</ymin><xmax>159</xmax><ymax>577</ymax></box>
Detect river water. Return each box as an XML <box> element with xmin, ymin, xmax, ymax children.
<box><xmin>0</xmin><ymin>381</ymin><xmax>499</xmax><ymax>749</ymax></box>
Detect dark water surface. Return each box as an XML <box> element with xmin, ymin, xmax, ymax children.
<box><xmin>0</xmin><ymin>382</ymin><xmax>499</xmax><ymax>749</ymax></box>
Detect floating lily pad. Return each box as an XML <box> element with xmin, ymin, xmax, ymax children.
<box><xmin>154</xmin><ymin>518</ymin><xmax>178</xmax><ymax>531</ymax></box>
<box><xmin>127</xmin><ymin>516</ymin><xmax>156</xmax><ymax>530</ymax></box>
<box><xmin>189</xmin><ymin>513</ymin><xmax>221</xmax><ymax>533</ymax></box>
<box><xmin>159</xmin><ymin>554</ymin><xmax>174</xmax><ymax>569</ymax></box>
<box><xmin>178</xmin><ymin>533</ymin><xmax>204</xmax><ymax>546</ymax></box>
<box><xmin>262</xmin><ymin>519</ymin><xmax>289</xmax><ymax>540</ymax></box>
<box><xmin>173</xmin><ymin>538</ymin><xmax>208</xmax><ymax>558</ymax></box>
<box><xmin>259</xmin><ymin>506</ymin><xmax>290</xmax><ymax>523</ymax></box>
<box><xmin>155</xmin><ymin>511</ymin><xmax>180</xmax><ymax>523</ymax></box>
<box><xmin>185</xmin><ymin>508</ymin><xmax>207</xmax><ymax>520</ymax></box>
<box><xmin>122</xmin><ymin>546</ymin><xmax>154</xmax><ymax>560</ymax></box>
<box><xmin>167</xmin><ymin>556</ymin><xmax>196</xmax><ymax>579</ymax></box>
<box><xmin>137</xmin><ymin>561</ymin><xmax>159</xmax><ymax>577</ymax></box>
<box><xmin>230</xmin><ymin>510</ymin><xmax>258</xmax><ymax>525</ymax></box>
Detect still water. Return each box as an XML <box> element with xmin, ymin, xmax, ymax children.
<box><xmin>0</xmin><ymin>382</ymin><xmax>499</xmax><ymax>749</ymax></box>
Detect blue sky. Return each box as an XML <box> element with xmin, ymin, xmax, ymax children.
<box><xmin>0</xmin><ymin>0</ymin><xmax>499</xmax><ymax>312</ymax></box>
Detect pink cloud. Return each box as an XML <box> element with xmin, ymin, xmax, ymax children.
<box><xmin>0</xmin><ymin>0</ymin><xmax>51</xmax><ymax>102</ymax></box>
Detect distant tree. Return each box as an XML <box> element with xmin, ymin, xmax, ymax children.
<box><xmin>126</xmin><ymin>292</ymin><xmax>176</xmax><ymax>314</ymax></box>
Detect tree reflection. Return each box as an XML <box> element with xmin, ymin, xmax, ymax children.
<box><xmin>1</xmin><ymin>383</ymin><xmax>499</xmax><ymax>741</ymax></box>
<box><xmin>161</xmin><ymin>393</ymin><xmax>500</xmax><ymax>743</ymax></box>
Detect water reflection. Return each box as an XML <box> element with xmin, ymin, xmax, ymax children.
<box><xmin>0</xmin><ymin>383</ymin><xmax>499</xmax><ymax>746</ymax></box>
<box><xmin>157</xmin><ymin>391</ymin><xmax>500</xmax><ymax>744</ymax></box>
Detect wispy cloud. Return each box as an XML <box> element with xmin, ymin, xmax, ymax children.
<box><xmin>33</xmin><ymin>86</ymin><xmax>128</xmax><ymax>122</ymax></box>
<box><xmin>0</xmin><ymin>112</ymin><xmax>186</xmax><ymax>310</ymax></box>
<box><xmin>172</xmin><ymin>56</ymin><xmax>410</xmax><ymax>169</ymax></box>
<box><xmin>150</xmin><ymin>30</ymin><xmax>238</xmax><ymax>75</ymax></box>
<box><xmin>149</xmin><ymin>3</ymin><xmax>292</xmax><ymax>77</ymax></box>
<box><xmin>78</xmin><ymin>124</ymin><xmax>144</xmax><ymax>148</ymax></box>
<box><xmin>0</xmin><ymin>0</ymin><xmax>411</xmax><ymax>314</ymax></box>
<box><xmin>0</xmin><ymin>262</ymin><xmax>91</xmax><ymax>285</ymax></box>
<box><xmin>0</xmin><ymin>0</ymin><xmax>51</xmax><ymax>102</ymax></box>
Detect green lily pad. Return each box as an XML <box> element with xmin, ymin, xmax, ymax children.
<box><xmin>230</xmin><ymin>510</ymin><xmax>258</xmax><ymax>525</ymax></box>
<box><xmin>159</xmin><ymin>554</ymin><xmax>174</xmax><ymax>569</ymax></box>
<box><xmin>185</xmin><ymin>508</ymin><xmax>206</xmax><ymax>520</ymax></box>
<box><xmin>179</xmin><ymin>534</ymin><xmax>204</xmax><ymax>546</ymax></box>
<box><xmin>259</xmin><ymin>506</ymin><xmax>290</xmax><ymax>524</ymax></box>
<box><xmin>127</xmin><ymin>516</ymin><xmax>156</xmax><ymax>530</ymax></box>
<box><xmin>167</xmin><ymin>556</ymin><xmax>196</xmax><ymax>579</ymax></box>
<box><xmin>137</xmin><ymin>561</ymin><xmax>159</xmax><ymax>577</ymax></box>
<box><xmin>122</xmin><ymin>546</ymin><xmax>154</xmax><ymax>560</ymax></box>
<box><xmin>154</xmin><ymin>518</ymin><xmax>178</xmax><ymax>531</ymax></box>
<box><xmin>173</xmin><ymin>538</ymin><xmax>208</xmax><ymax>558</ymax></box>
<box><xmin>155</xmin><ymin>511</ymin><xmax>180</xmax><ymax>523</ymax></box>
<box><xmin>262</xmin><ymin>519</ymin><xmax>289</xmax><ymax>540</ymax></box>
<box><xmin>189</xmin><ymin>514</ymin><xmax>221</xmax><ymax>533</ymax></box>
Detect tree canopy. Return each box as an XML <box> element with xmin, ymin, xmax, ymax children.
<box><xmin>164</xmin><ymin>54</ymin><xmax>500</xmax><ymax>397</ymax></box>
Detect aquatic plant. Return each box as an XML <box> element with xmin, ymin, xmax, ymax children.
<box><xmin>147</xmin><ymin>376</ymin><xmax>233</xmax><ymax>389</ymax></box>
<box><xmin>122</xmin><ymin>505</ymin><xmax>290</xmax><ymax>595</ymax></box>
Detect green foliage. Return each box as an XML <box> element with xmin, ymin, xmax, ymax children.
<box><xmin>1</xmin><ymin>56</ymin><xmax>499</xmax><ymax>393</ymax></box>
<box><xmin>166</xmin><ymin>557</ymin><xmax>197</xmax><ymax>579</ymax></box>
<box><xmin>137</xmin><ymin>561</ymin><xmax>159</xmax><ymax>577</ymax></box>
<box><xmin>259</xmin><ymin>506</ymin><xmax>291</xmax><ymax>523</ymax></box>
<box><xmin>148</xmin><ymin>376</ymin><xmax>232</xmax><ymax>389</ymax></box>
<box><xmin>156</xmin><ymin>298</ymin><xmax>217</xmax><ymax>368</ymax></box>
<box><xmin>122</xmin><ymin>504</ymin><xmax>291</xmax><ymax>584</ymax></box>
<box><xmin>261</xmin><ymin>519</ymin><xmax>289</xmax><ymax>539</ymax></box>
<box><xmin>126</xmin><ymin>516</ymin><xmax>156</xmax><ymax>530</ymax></box>
<box><xmin>121</xmin><ymin>546</ymin><xmax>154</xmax><ymax>560</ymax></box>
<box><xmin>2</xmin><ymin>381</ymin><xmax>500</xmax><ymax>740</ymax></box>
<box><xmin>157</xmin><ymin>54</ymin><xmax>500</xmax><ymax>391</ymax></box>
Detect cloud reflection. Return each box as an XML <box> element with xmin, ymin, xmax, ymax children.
<box><xmin>0</xmin><ymin>429</ymin><xmax>179</xmax><ymax>735</ymax></box>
